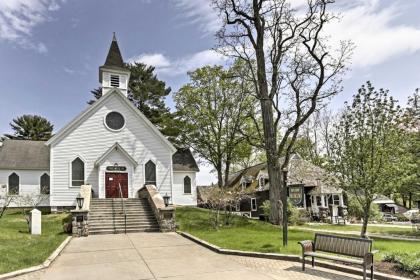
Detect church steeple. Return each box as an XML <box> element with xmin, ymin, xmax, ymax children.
<box><xmin>99</xmin><ymin>33</ymin><xmax>131</xmax><ymax>97</ymax></box>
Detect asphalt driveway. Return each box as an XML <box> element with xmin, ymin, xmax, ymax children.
<box><xmin>12</xmin><ymin>232</ymin><xmax>360</xmax><ymax>280</ymax></box>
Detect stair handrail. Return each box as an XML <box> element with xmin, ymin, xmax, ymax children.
<box><xmin>118</xmin><ymin>183</ymin><xmax>127</xmax><ymax>234</ymax></box>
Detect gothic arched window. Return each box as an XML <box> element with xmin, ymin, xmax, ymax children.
<box><xmin>71</xmin><ymin>157</ymin><xmax>85</xmax><ymax>186</ymax></box>
<box><xmin>145</xmin><ymin>160</ymin><xmax>156</xmax><ymax>186</ymax></box>
<box><xmin>184</xmin><ymin>176</ymin><xmax>191</xmax><ymax>194</ymax></box>
<box><xmin>8</xmin><ymin>173</ymin><xmax>19</xmax><ymax>195</ymax></box>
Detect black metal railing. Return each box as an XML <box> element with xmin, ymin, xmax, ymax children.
<box><xmin>118</xmin><ymin>183</ymin><xmax>127</xmax><ymax>234</ymax></box>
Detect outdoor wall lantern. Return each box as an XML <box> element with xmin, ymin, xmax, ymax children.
<box><xmin>76</xmin><ymin>194</ymin><xmax>84</xmax><ymax>210</ymax></box>
<box><xmin>163</xmin><ymin>193</ymin><xmax>170</xmax><ymax>207</ymax></box>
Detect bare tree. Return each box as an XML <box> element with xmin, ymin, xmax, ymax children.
<box><xmin>213</xmin><ymin>0</ymin><xmax>352</xmax><ymax>225</ymax></box>
<box><xmin>15</xmin><ymin>186</ymin><xmax>49</xmax><ymax>231</ymax></box>
<box><xmin>0</xmin><ymin>185</ymin><xmax>14</xmax><ymax>219</ymax></box>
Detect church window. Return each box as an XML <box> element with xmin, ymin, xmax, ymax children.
<box><xmin>105</xmin><ymin>111</ymin><xmax>125</xmax><ymax>131</ymax></box>
<box><xmin>184</xmin><ymin>176</ymin><xmax>191</xmax><ymax>194</ymax></box>
<box><xmin>8</xmin><ymin>173</ymin><xmax>19</xmax><ymax>195</ymax></box>
<box><xmin>145</xmin><ymin>160</ymin><xmax>156</xmax><ymax>186</ymax></box>
<box><xmin>71</xmin><ymin>157</ymin><xmax>85</xmax><ymax>187</ymax></box>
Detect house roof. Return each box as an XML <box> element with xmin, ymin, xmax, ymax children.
<box><xmin>0</xmin><ymin>139</ymin><xmax>49</xmax><ymax>170</ymax></box>
<box><xmin>46</xmin><ymin>89</ymin><xmax>177</xmax><ymax>154</ymax></box>
<box><xmin>227</xmin><ymin>155</ymin><xmax>339</xmax><ymax>192</ymax></box>
<box><xmin>0</xmin><ymin>139</ymin><xmax>198</xmax><ymax>173</ymax></box>
<box><xmin>172</xmin><ymin>148</ymin><xmax>200</xmax><ymax>172</ymax></box>
<box><xmin>94</xmin><ymin>142</ymin><xmax>138</xmax><ymax>167</ymax></box>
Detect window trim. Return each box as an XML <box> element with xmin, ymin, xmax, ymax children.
<box><xmin>8</xmin><ymin>172</ymin><xmax>19</xmax><ymax>196</ymax></box>
<box><xmin>144</xmin><ymin>159</ymin><xmax>157</xmax><ymax>186</ymax></box>
<box><xmin>251</xmin><ymin>197</ymin><xmax>257</xmax><ymax>211</ymax></box>
<box><xmin>40</xmin><ymin>173</ymin><xmax>50</xmax><ymax>195</ymax></box>
<box><xmin>183</xmin><ymin>175</ymin><xmax>192</xmax><ymax>194</ymax></box>
<box><xmin>69</xmin><ymin>156</ymin><xmax>86</xmax><ymax>188</ymax></box>
<box><xmin>104</xmin><ymin>111</ymin><xmax>126</xmax><ymax>132</ymax></box>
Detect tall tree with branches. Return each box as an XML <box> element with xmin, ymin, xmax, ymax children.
<box><xmin>175</xmin><ymin>62</ymin><xmax>254</xmax><ymax>187</ymax></box>
<box><xmin>330</xmin><ymin>82</ymin><xmax>403</xmax><ymax>237</ymax></box>
<box><xmin>213</xmin><ymin>0</ymin><xmax>352</xmax><ymax>225</ymax></box>
<box><xmin>4</xmin><ymin>115</ymin><xmax>53</xmax><ymax>141</ymax></box>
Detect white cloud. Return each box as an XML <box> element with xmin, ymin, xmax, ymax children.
<box><xmin>0</xmin><ymin>0</ymin><xmax>64</xmax><ymax>53</ymax></box>
<box><xmin>170</xmin><ymin>0</ymin><xmax>221</xmax><ymax>35</ymax></box>
<box><xmin>129</xmin><ymin>49</ymin><xmax>227</xmax><ymax>76</ymax></box>
<box><xmin>327</xmin><ymin>0</ymin><xmax>420</xmax><ymax>68</ymax></box>
<box><xmin>171</xmin><ymin>0</ymin><xmax>420</xmax><ymax>68</ymax></box>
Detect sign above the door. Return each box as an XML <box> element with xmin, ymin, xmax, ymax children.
<box><xmin>106</xmin><ymin>165</ymin><xmax>127</xmax><ymax>171</ymax></box>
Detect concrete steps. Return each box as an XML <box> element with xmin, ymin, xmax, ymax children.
<box><xmin>89</xmin><ymin>198</ymin><xmax>159</xmax><ymax>235</ymax></box>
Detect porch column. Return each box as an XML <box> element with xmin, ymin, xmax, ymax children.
<box><xmin>320</xmin><ymin>194</ymin><xmax>325</xmax><ymax>207</ymax></box>
<box><xmin>339</xmin><ymin>194</ymin><xmax>344</xmax><ymax>207</ymax></box>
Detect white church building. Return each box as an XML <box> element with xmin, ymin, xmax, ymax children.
<box><xmin>0</xmin><ymin>36</ymin><xmax>199</xmax><ymax>210</ymax></box>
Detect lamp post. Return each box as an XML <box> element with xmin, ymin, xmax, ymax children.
<box><xmin>163</xmin><ymin>193</ymin><xmax>170</xmax><ymax>207</ymax></box>
<box><xmin>282</xmin><ymin>167</ymin><xmax>288</xmax><ymax>246</ymax></box>
<box><xmin>76</xmin><ymin>194</ymin><xmax>84</xmax><ymax>210</ymax></box>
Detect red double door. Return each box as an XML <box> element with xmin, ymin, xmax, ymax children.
<box><xmin>105</xmin><ymin>172</ymin><xmax>128</xmax><ymax>198</ymax></box>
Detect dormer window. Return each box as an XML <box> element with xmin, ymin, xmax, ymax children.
<box><xmin>110</xmin><ymin>74</ymin><xmax>120</xmax><ymax>87</ymax></box>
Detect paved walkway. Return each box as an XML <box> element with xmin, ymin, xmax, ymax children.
<box><xmin>11</xmin><ymin>233</ymin><xmax>361</xmax><ymax>280</ymax></box>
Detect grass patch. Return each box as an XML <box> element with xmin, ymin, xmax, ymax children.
<box><xmin>176</xmin><ymin>207</ymin><xmax>420</xmax><ymax>260</ymax></box>
<box><xmin>294</xmin><ymin>224</ymin><xmax>419</xmax><ymax>237</ymax></box>
<box><xmin>0</xmin><ymin>210</ymin><xmax>70</xmax><ymax>274</ymax></box>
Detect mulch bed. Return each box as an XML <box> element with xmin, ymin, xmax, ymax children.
<box><xmin>375</xmin><ymin>261</ymin><xmax>419</xmax><ymax>280</ymax></box>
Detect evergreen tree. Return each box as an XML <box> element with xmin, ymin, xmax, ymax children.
<box><xmin>5</xmin><ymin>114</ymin><xmax>53</xmax><ymax>141</ymax></box>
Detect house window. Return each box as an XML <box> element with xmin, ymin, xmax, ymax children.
<box><xmin>71</xmin><ymin>157</ymin><xmax>84</xmax><ymax>187</ymax></box>
<box><xmin>145</xmin><ymin>160</ymin><xmax>156</xmax><ymax>186</ymax></box>
<box><xmin>241</xmin><ymin>181</ymin><xmax>246</xmax><ymax>190</ymax></box>
<box><xmin>8</xmin><ymin>173</ymin><xmax>19</xmax><ymax>195</ymax></box>
<box><xmin>333</xmin><ymin>194</ymin><xmax>340</xmax><ymax>206</ymax></box>
<box><xmin>316</xmin><ymin>196</ymin><xmax>322</xmax><ymax>206</ymax></box>
<box><xmin>184</xmin><ymin>176</ymin><xmax>191</xmax><ymax>194</ymax></box>
<box><xmin>110</xmin><ymin>74</ymin><xmax>120</xmax><ymax>87</ymax></box>
<box><xmin>251</xmin><ymin>198</ymin><xmax>257</xmax><ymax>211</ymax></box>
<box><xmin>235</xmin><ymin>202</ymin><xmax>240</xmax><ymax>212</ymax></box>
<box><xmin>259</xmin><ymin>177</ymin><xmax>265</xmax><ymax>189</ymax></box>
<box><xmin>40</xmin><ymin>173</ymin><xmax>50</xmax><ymax>195</ymax></box>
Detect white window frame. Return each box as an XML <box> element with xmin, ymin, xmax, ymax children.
<box><xmin>333</xmin><ymin>194</ymin><xmax>340</xmax><ymax>206</ymax></box>
<box><xmin>251</xmin><ymin>198</ymin><xmax>257</xmax><ymax>211</ymax></box>
<box><xmin>39</xmin><ymin>173</ymin><xmax>50</xmax><ymax>195</ymax></box>
<box><xmin>69</xmin><ymin>156</ymin><xmax>86</xmax><ymax>188</ymax></box>
<box><xmin>7</xmin><ymin>172</ymin><xmax>20</xmax><ymax>196</ymax></box>
<box><xmin>144</xmin><ymin>159</ymin><xmax>157</xmax><ymax>186</ymax></box>
<box><xmin>183</xmin><ymin>175</ymin><xmax>192</xmax><ymax>194</ymax></box>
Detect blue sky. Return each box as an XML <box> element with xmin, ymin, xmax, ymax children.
<box><xmin>1</xmin><ymin>0</ymin><xmax>420</xmax><ymax>184</ymax></box>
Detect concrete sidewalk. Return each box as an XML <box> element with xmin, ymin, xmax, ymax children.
<box><xmin>11</xmin><ymin>233</ymin><xmax>360</xmax><ymax>280</ymax></box>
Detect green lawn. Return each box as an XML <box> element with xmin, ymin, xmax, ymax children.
<box><xmin>176</xmin><ymin>207</ymin><xmax>420</xmax><ymax>261</ymax></box>
<box><xmin>293</xmin><ymin>224</ymin><xmax>419</xmax><ymax>237</ymax></box>
<box><xmin>0</xmin><ymin>210</ymin><xmax>69</xmax><ymax>274</ymax></box>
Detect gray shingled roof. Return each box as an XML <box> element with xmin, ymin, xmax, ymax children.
<box><xmin>172</xmin><ymin>148</ymin><xmax>200</xmax><ymax>172</ymax></box>
<box><xmin>0</xmin><ymin>140</ymin><xmax>198</xmax><ymax>173</ymax></box>
<box><xmin>0</xmin><ymin>140</ymin><xmax>49</xmax><ymax>170</ymax></box>
<box><xmin>103</xmin><ymin>34</ymin><xmax>124</xmax><ymax>68</ymax></box>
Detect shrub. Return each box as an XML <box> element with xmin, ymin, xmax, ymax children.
<box><xmin>260</xmin><ymin>200</ymin><xmax>271</xmax><ymax>219</ymax></box>
<box><xmin>383</xmin><ymin>251</ymin><xmax>420</xmax><ymax>276</ymax></box>
<box><xmin>347</xmin><ymin>195</ymin><xmax>383</xmax><ymax>222</ymax></box>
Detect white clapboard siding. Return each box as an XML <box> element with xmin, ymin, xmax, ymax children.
<box><xmin>172</xmin><ymin>171</ymin><xmax>197</xmax><ymax>205</ymax></box>
<box><xmin>0</xmin><ymin>170</ymin><xmax>50</xmax><ymax>207</ymax></box>
<box><xmin>50</xmin><ymin>93</ymin><xmax>173</xmax><ymax>207</ymax></box>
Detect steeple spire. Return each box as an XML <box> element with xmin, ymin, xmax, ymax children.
<box><xmin>103</xmin><ymin>33</ymin><xmax>124</xmax><ymax>68</ymax></box>
<box><xmin>99</xmin><ymin>33</ymin><xmax>131</xmax><ymax>97</ymax></box>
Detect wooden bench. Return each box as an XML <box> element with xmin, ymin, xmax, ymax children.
<box><xmin>298</xmin><ymin>233</ymin><xmax>378</xmax><ymax>280</ymax></box>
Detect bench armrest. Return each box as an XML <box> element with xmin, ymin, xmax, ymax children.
<box><xmin>298</xmin><ymin>240</ymin><xmax>314</xmax><ymax>253</ymax></box>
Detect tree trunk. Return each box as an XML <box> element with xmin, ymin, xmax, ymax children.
<box><xmin>224</xmin><ymin>157</ymin><xmax>231</xmax><ymax>187</ymax></box>
<box><xmin>409</xmin><ymin>192</ymin><xmax>412</xmax><ymax>209</ymax></box>
<box><xmin>402</xmin><ymin>196</ymin><xmax>407</xmax><ymax>208</ymax></box>
<box><xmin>361</xmin><ymin>203</ymin><xmax>371</xmax><ymax>238</ymax></box>
<box><xmin>216</xmin><ymin>162</ymin><xmax>223</xmax><ymax>188</ymax></box>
